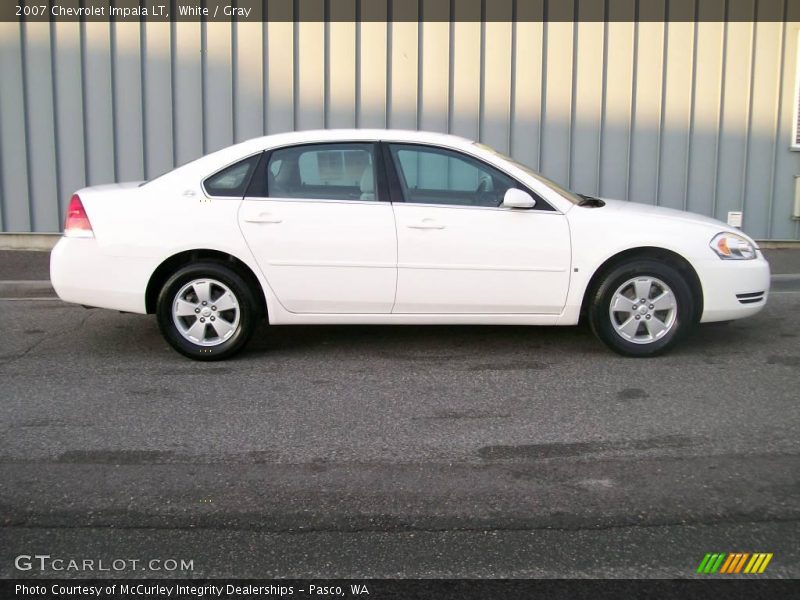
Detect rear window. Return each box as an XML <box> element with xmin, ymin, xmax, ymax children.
<box><xmin>203</xmin><ymin>154</ymin><xmax>261</xmax><ymax>198</ymax></box>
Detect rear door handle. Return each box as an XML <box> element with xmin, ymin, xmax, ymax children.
<box><xmin>244</xmin><ymin>212</ymin><xmax>282</xmax><ymax>224</ymax></box>
<box><xmin>407</xmin><ymin>219</ymin><xmax>445</xmax><ymax>230</ymax></box>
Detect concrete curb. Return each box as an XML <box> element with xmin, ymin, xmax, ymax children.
<box><xmin>0</xmin><ymin>233</ymin><xmax>60</xmax><ymax>251</ymax></box>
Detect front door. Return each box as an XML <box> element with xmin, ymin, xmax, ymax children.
<box><xmin>386</xmin><ymin>143</ymin><xmax>571</xmax><ymax>314</ymax></box>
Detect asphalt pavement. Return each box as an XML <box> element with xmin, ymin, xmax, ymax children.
<box><xmin>0</xmin><ymin>249</ymin><xmax>799</xmax><ymax>578</ymax></box>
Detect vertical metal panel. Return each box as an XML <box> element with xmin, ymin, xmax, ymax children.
<box><xmin>771</xmin><ymin>21</ymin><xmax>799</xmax><ymax>239</ymax></box>
<box><xmin>716</xmin><ymin>14</ymin><xmax>756</xmax><ymax>223</ymax></box>
<box><xmin>449</xmin><ymin>18</ymin><xmax>480</xmax><ymax>140</ymax></box>
<box><xmin>232</xmin><ymin>20</ymin><xmax>264</xmax><ymax>142</ymax></box>
<box><xmin>112</xmin><ymin>22</ymin><xmax>145</xmax><ymax>181</ymax></box>
<box><xmin>599</xmin><ymin>11</ymin><xmax>635</xmax><ymax>200</ymax></box>
<box><xmin>0</xmin><ymin>22</ymin><xmax>31</xmax><ymax>231</ymax></box>
<box><xmin>510</xmin><ymin>11</ymin><xmax>544</xmax><ymax>170</ymax></box>
<box><xmin>387</xmin><ymin>14</ymin><xmax>418</xmax><ymax>129</ymax></box>
<box><xmin>1</xmin><ymin>9</ymin><xmax>798</xmax><ymax>239</ymax></box>
<box><xmin>81</xmin><ymin>22</ymin><xmax>116</xmax><ymax>186</ymax></box>
<box><xmin>744</xmin><ymin>11</ymin><xmax>784</xmax><ymax>239</ymax></box>
<box><xmin>418</xmin><ymin>19</ymin><xmax>449</xmax><ymax>133</ymax></box>
<box><xmin>481</xmin><ymin>4</ymin><xmax>513</xmax><ymax>154</ymax></box>
<box><xmin>571</xmin><ymin>16</ymin><xmax>605</xmax><ymax>195</ymax></box>
<box><xmin>685</xmin><ymin>19</ymin><xmax>724</xmax><ymax>218</ymax></box>
<box><xmin>628</xmin><ymin>16</ymin><xmax>666</xmax><ymax>205</ymax></box>
<box><xmin>356</xmin><ymin>1</ymin><xmax>387</xmax><ymax>128</ymax></box>
<box><xmin>52</xmin><ymin>21</ymin><xmax>86</xmax><ymax>218</ymax></box>
<box><xmin>295</xmin><ymin>19</ymin><xmax>325</xmax><ymax>130</ymax></box>
<box><xmin>541</xmin><ymin>19</ymin><xmax>575</xmax><ymax>186</ymax></box>
<box><xmin>142</xmin><ymin>21</ymin><xmax>174</xmax><ymax>177</ymax></box>
<box><xmin>657</xmin><ymin>19</ymin><xmax>694</xmax><ymax>210</ymax></box>
<box><xmin>172</xmin><ymin>21</ymin><xmax>203</xmax><ymax>164</ymax></box>
<box><xmin>327</xmin><ymin>17</ymin><xmax>357</xmax><ymax>128</ymax></box>
<box><xmin>264</xmin><ymin>20</ymin><xmax>295</xmax><ymax>134</ymax></box>
<box><xmin>23</xmin><ymin>23</ymin><xmax>60</xmax><ymax>231</ymax></box>
<box><xmin>203</xmin><ymin>21</ymin><xmax>233</xmax><ymax>152</ymax></box>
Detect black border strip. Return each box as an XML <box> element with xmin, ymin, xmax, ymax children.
<box><xmin>2</xmin><ymin>579</ymin><xmax>797</xmax><ymax>600</ymax></box>
<box><xmin>5</xmin><ymin>0</ymin><xmax>797</xmax><ymax>22</ymax></box>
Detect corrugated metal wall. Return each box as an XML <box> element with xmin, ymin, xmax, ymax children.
<box><xmin>0</xmin><ymin>3</ymin><xmax>799</xmax><ymax>238</ymax></box>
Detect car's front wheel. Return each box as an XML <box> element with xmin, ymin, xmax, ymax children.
<box><xmin>588</xmin><ymin>259</ymin><xmax>695</xmax><ymax>357</ymax></box>
<box><xmin>156</xmin><ymin>262</ymin><xmax>258</xmax><ymax>360</ymax></box>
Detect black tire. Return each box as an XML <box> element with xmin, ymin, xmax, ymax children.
<box><xmin>588</xmin><ymin>259</ymin><xmax>695</xmax><ymax>357</ymax></box>
<box><xmin>156</xmin><ymin>261</ymin><xmax>258</xmax><ymax>361</ymax></box>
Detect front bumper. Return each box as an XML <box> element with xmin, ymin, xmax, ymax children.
<box><xmin>697</xmin><ymin>252</ymin><xmax>771</xmax><ymax>323</ymax></box>
<box><xmin>50</xmin><ymin>237</ymin><xmax>151</xmax><ymax>314</ymax></box>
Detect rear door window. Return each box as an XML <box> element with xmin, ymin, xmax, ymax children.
<box><xmin>257</xmin><ymin>143</ymin><xmax>379</xmax><ymax>201</ymax></box>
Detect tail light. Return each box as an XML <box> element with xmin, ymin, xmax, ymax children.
<box><xmin>64</xmin><ymin>194</ymin><xmax>94</xmax><ymax>238</ymax></box>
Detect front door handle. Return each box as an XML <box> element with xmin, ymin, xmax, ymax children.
<box><xmin>407</xmin><ymin>219</ymin><xmax>445</xmax><ymax>230</ymax></box>
<box><xmin>244</xmin><ymin>212</ymin><xmax>282</xmax><ymax>224</ymax></box>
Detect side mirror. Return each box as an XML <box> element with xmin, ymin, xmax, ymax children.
<box><xmin>501</xmin><ymin>188</ymin><xmax>537</xmax><ymax>209</ymax></box>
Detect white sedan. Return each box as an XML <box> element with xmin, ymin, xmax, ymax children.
<box><xmin>50</xmin><ymin>129</ymin><xmax>770</xmax><ymax>360</ymax></box>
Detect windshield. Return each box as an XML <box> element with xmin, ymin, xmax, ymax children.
<box><xmin>474</xmin><ymin>143</ymin><xmax>584</xmax><ymax>205</ymax></box>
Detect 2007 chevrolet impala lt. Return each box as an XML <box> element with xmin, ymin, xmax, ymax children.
<box><xmin>50</xmin><ymin>129</ymin><xmax>770</xmax><ymax>360</ymax></box>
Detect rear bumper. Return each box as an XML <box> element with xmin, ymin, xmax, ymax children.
<box><xmin>50</xmin><ymin>237</ymin><xmax>150</xmax><ymax>313</ymax></box>
<box><xmin>697</xmin><ymin>252</ymin><xmax>771</xmax><ymax>323</ymax></box>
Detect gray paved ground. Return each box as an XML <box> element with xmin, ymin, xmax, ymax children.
<box><xmin>0</xmin><ymin>268</ymin><xmax>798</xmax><ymax>578</ymax></box>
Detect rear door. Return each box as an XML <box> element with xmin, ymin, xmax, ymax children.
<box><xmin>237</xmin><ymin>142</ymin><xmax>397</xmax><ymax>314</ymax></box>
<box><xmin>385</xmin><ymin>143</ymin><xmax>571</xmax><ymax>314</ymax></box>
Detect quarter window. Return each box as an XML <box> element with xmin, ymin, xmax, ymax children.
<box><xmin>257</xmin><ymin>143</ymin><xmax>378</xmax><ymax>201</ymax></box>
<box><xmin>388</xmin><ymin>144</ymin><xmax>517</xmax><ymax>208</ymax></box>
<box><xmin>203</xmin><ymin>154</ymin><xmax>260</xmax><ymax>198</ymax></box>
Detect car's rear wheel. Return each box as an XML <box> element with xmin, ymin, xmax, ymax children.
<box><xmin>156</xmin><ymin>262</ymin><xmax>258</xmax><ymax>360</ymax></box>
<box><xmin>588</xmin><ymin>259</ymin><xmax>695</xmax><ymax>357</ymax></box>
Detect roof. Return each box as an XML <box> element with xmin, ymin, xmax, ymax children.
<box><xmin>243</xmin><ymin>128</ymin><xmax>477</xmax><ymax>150</ymax></box>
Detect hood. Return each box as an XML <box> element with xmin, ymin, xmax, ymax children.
<box><xmin>598</xmin><ymin>198</ymin><xmax>739</xmax><ymax>231</ymax></box>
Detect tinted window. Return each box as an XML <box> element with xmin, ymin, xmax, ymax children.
<box><xmin>388</xmin><ymin>144</ymin><xmax>517</xmax><ymax>208</ymax></box>
<box><xmin>203</xmin><ymin>154</ymin><xmax>260</xmax><ymax>197</ymax></box>
<box><xmin>259</xmin><ymin>143</ymin><xmax>378</xmax><ymax>201</ymax></box>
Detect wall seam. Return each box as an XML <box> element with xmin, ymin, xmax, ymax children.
<box><xmin>79</xmin><ymin>19</ymin><xmax>89</xmax><ymax>185</ymax></box>
<box><xmin>766</xmin><ymin>1</ymin><xmax>789</xmax><ymax>240</ymax></box>
<box><xmin>478</xmin><ymin>0</ymin><xmax>486</xmax><ymax>142</ymax></box>
<box><xmin>683</xmin><ymin>2</ymin><xmax>699</xmax><ymax>212</ymax></box>
<box><xmin>597</xmin><ymin>0</ymin><xmax>609</xmax><ymax>196</ymax></box>
<box><xmin>625</xmin><ymin>5</ymin><xmax>639</xmax><ymax>202</ymax></box>
<box><xmin>49</xmin><ymin>20</ymin><xmax>63</xmax><ymax>221</ymax></box>
<box><xmin>711</xmin><ymin>0</ymin><xmax>730</xmax><ymax>221</ymax></box>
<box><xmin>385</xmin><ymin>1</ymin><xmax>392</xmax><ymax>129</ymax></box>
<box><xmin>740</xmin><ymin>6</ymin><xmax>757</xmax><ymax>229</ymax></box>
<box><xmin>538</xmin><ymin>4</ymin><xmax>547</xmax><ymax>172</ymax></box>
<box><xmin>170</xmin><ymin>19</ymin><xmax>178</xmax><ymax>166</ymax></box>
<box><xmin>354</xmin><ymin>1</ymin><xmax>361</xmax><ymax>128</ymax></box>
<box><xmin>140</xmin><ymin>20</ymin><xmax>148</xmax><ymax>179</ymax></box>
<box><xmin>20</xmin><ymin>20</ymin><xmax>34</xmax><ymax>229</ymax></box>
<box><xmin>654</xmin><ymin>5</ymin><xmax>669</xmax><ymax>206</ymax></box>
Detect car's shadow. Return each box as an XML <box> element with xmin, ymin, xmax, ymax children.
<box><xmin>244</xmin><ymin>321</ymin><xmax>596</xmax><ymax>355</ymax></box>
<box><xmin>75</xmin><ymin>305</ymin><xmax>773</xmax><ymax>365</ymax></box>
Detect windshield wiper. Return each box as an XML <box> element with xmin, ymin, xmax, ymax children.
<box><xmin>577</xmin><ymin>194</ymin><xmax>605</xmax><ymax>208</ymax></box>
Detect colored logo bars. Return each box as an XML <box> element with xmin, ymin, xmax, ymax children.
<box><xmin>697</xmin><ymin>553</ymin><xmax>773</xmax><ymax>574</ymax></box>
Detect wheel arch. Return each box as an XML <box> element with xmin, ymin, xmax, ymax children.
<box><xmin>579</xmin><ymin>247</ymin><xmax>704</xmax><ymax>323</ymax></box>
<box><xmin>145</xmin><ymin>249</ymin><xmax>267</xmax><ymax>318</ymax></box>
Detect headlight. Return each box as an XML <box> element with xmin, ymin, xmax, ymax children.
<box><xmin>709</xmin><ymin>232</ymin><xmax>756</xmax><ymax>260</ymax></box>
